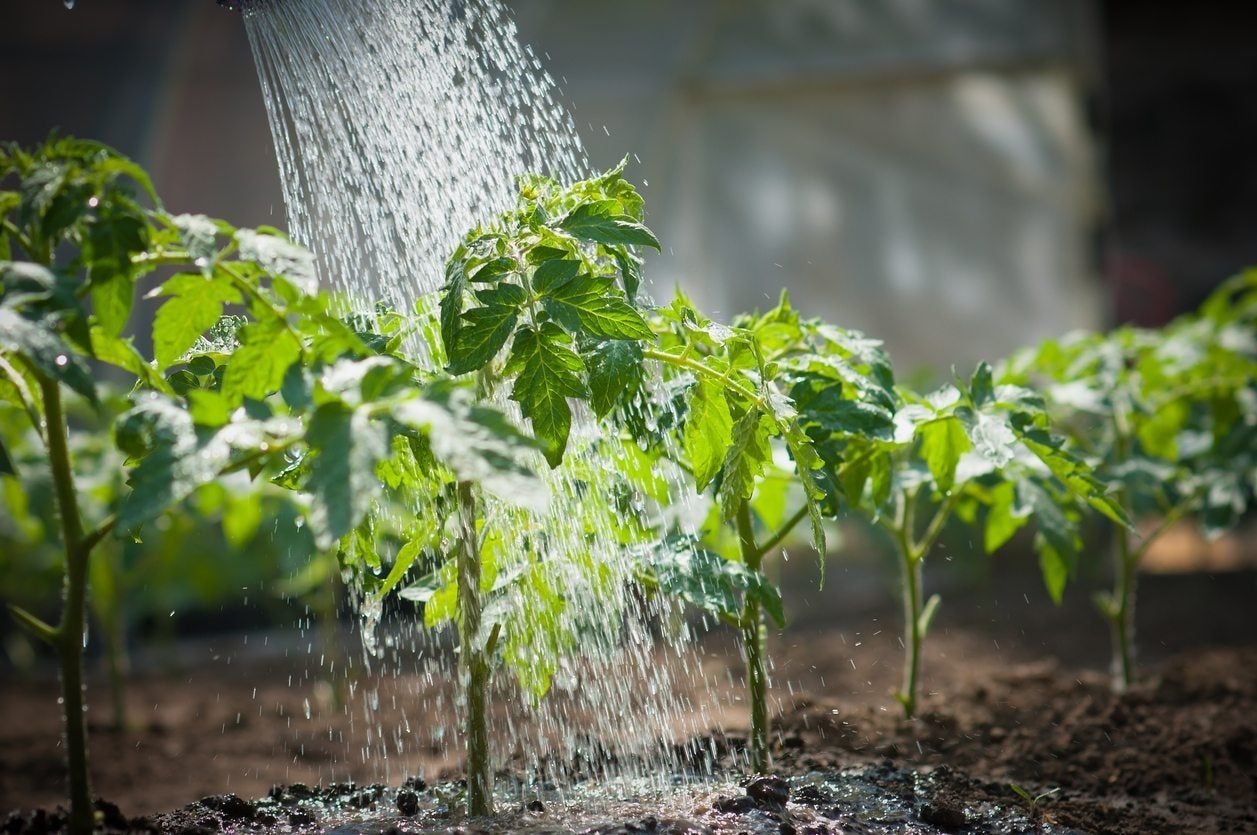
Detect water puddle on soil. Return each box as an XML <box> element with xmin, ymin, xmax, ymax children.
<box><xmin>179</xmin><ymin>768</ymin><xmax>1079</xmax><ymax>834</ymax></box>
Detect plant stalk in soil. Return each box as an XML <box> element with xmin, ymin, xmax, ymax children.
<box><xmin>455</xmin><ymin>480</ymin><xmax>493</xmax><ymax>816</ymax></box>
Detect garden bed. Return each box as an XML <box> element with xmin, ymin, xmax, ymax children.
<box><xmin>3</xmin><ymin>569</ymin><xmax>1254</xmax><ymax>833</ymax></box>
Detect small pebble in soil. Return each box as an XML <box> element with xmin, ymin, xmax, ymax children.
<box><xmin>199</xmin><ymin>794</ymin><xmax>255</xmax><ymax>820</ymax></box>
<box><xmin>396</xmin><ymin>789</ymin><xmax>419</xmax><ymax>816</ymax></box>
<box><xmin>747</xmin><ymin>776</ymin><xmax>791</xmax><ymax>808</ymax></box>
<box><xmin>713</xmin><ymin>794</ymin><xmax>757</xmax><ymax>814</ymax></box>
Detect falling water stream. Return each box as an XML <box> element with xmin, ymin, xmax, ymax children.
<box><xmin>241</xmin><ymin>0</ymin><xmax>726</xmax><ymax>807</ymax></box>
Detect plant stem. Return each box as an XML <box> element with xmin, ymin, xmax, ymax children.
<box><xmin>40</xmin><ymin>376</ymin><xmax>93</xmax><ymax>835</ymax></box>
<box><xmin>736</xmin><ymin>500</ymin><xmax>770</xmax><ymax>773</ymax></box>
<box><xmin>1109</xmin><ymin>522</ymin><xmax>1137</xmax><ymax>692</ymax></box>
<box><xmin>754</xmin><ymin>503</ymin><xmax>809</xmax><ymax>560</ymax></box>
<box><xmin>455</xmin><ymin>481</ymin><xmax>493</xmax><ymax>816</ymax></box>
<box><xmin>898</xmin><ymin>551</ymin><xmax>923</xmax><ymax>719</ymax></box>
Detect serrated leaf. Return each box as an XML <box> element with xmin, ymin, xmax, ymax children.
<box><xmin>586</xmin><ymin>339</ymin><xmax>643</xmax><ymax>417</ymax></box>
<box><xmin>88</xmin><ymin>325</ymin><xmax>171</xmax><ymax>393</ymax></box>
<box><xmin>446</xmin><ymin>304</ymin><xmax>518</xmax><ymax>375</ymax></box>
<box><xmin>531</xmin><ymin>258</ymin><xmax>581</xmax><ymax>293</ymax></box>
<box><xmin>89</xmin><ymin>271</ymin><xmax>132</xmax><ymax>338</ymax></box>
<box><xmin>304</xmin><ymin>403</ymin><xmax>389</xmax><ymax>549</ymax></box>
<box><xmin>392</xmin><ymin>381</ymin><xmax>546</xmax><ymax>510</ymax></box>
<box><xmin>235</xmin><ymin>228</ymin><xmax>316</xmax><ymax>294</ymax></box>
<box><xmin>220</xmin><ymin>319</ymin><xmax>302</xmax><ymax>404</ymax></box>
<box><xmin>115</xmin><ymin>398</ymin><xmax>227</xmax><ymax>532</ymax></box>
<box><xmin>718</xmin><ymin>408</ymin><xmax>772</xmax><ymax>520</ymax></box>
<box><xmin>983</xmin><ymin>480</ymin><xmax>1027</xmax><ymax>552</ymax></box>
<box><xmin>152</xmin><ymin>274</ymin><xmax>240</xmax><ymax>369</ymax></box>
<box><xmin>172</xmin><ymin>214</ymin><xmax>220</xmax><ymax>271</ymax></box>
<box><xmin>918</xmin><ymin>415</ymin><xmax>971</xmax><ymax>492</ymax></box>
<box><xmin>683</xmin><ymin>377</ymin><xmax>733</xmax><ymax>488</ymax></box>
<box><xmin>541</xmin><ymin>273</ymin><xmax>652</xmax><ymax>340</ymax></box>
<box><xmin>557</xmin><ymin>200</ymin><xmax>660</xmax><ymax>249</ymax></box>
<box><xmin>439</xmin><ymin>253</ymin><xmax>468</xmax><ymax>357</ymax></box>
<box><xmin>0</xmin><ymin>308</ymin><xmax>97</xmax><ymax>405</ymax></box>
<box><xmin>504</xmin><ymin>324</ymin><xmax>586</xmax><ymax>466</ymax></box>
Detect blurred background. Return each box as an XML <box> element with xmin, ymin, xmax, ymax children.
<box><xmin>2</xmin><ymin>0</ymin><xmax>1256</xmax><ymax>813</ymax></box>
<box><xmin>5</xmin><ymin>0</ymin><xmax>1257</xmax><ymax>370</ymax></box>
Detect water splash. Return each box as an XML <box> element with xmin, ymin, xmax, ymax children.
<box><xmin>243</xmin><ymin>0</ymin><xmax>722</xmax><ymax>789</ymax></box>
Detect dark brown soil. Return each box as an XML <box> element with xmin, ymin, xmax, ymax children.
<box><xmin>2</xmin><ymin>567</ymin><xmax>1255</xmax><ymax>833</ymax></box>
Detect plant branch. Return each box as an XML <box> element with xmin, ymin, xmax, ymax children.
<box><xmin>913</xmin><ymin>491</ymin><xmax>960</xmax><ymax>559</ymax></box>
<box><xmin>755</xmin><ymin>503</ymin><xmax>809</xmax><ymax>560</ymax></box>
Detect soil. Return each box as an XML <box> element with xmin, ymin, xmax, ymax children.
<box><xmin>2</xmin><ymin>566</ymin><xmax>1255</xmax><ymax>834</ymax></box>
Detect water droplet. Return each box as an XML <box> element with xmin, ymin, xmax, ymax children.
<box><xmin>63</xmin><ymin>0</ymin><xmax>74</xmax><ymax>8</ymax></box>
<box><xmin>54</xmin><ymin>355</ymin><xmax>68</xmax><ymax>367</ymax></box>
<box><xmin>87</xmin><ymin>196</ymin><xmax>98</xmax><ymax>208</ymax></box>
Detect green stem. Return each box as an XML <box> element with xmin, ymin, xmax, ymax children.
<box><xmin>1109</xmin><ymin>522</ymin><xmax>1137</xmax><ymax>692</ymax></box>
<box><xmin>40</xmin><ymin>376</ymin><xmax>94</xmax><ymax>835</ymax></box>
<box><xmin>898</xmin><ymin>550</ymin><xmax>923</xmax><ymax>719</ymax></box>
<box><xmin>754</xmin><ymin>503</ymin><xmax>809</xmax><ymax>560</ymax></box>
<box><xmin>736</xmin><ymin>500</ymin><xmax>770</xmax><ymax>773</ymax></box>
<box><xmin>891</xmin><ymin>490</ymin><xmax>925</xmax><ymax>719</ymax></box>
<box><xmin>642</xmin><ymin>347</ymin><xmax>766</xmax><ymax>407</ymax></box>
<box><xmin>455</xmin><ymin>482</ymin><xmax>493</xmax><ymax>816</ymax></box>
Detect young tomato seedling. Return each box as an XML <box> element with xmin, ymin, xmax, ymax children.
<box><xmin>796</xmin><ymin>352</ymin><xmax>1125</xmax><ymax>718</ymax></box>
<box><xmin>999</xmin><ymin>273</ymin><xmax>1256</xmax><ymax>691</ymax></box>
<box><xmin>0</xmin><ymin>138</ymin><xmax>539</xmax><ymax>831</ymax></box>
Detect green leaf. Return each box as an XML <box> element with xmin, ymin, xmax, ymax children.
<box><xmin>89</xmin><ymin>271</ymin><xmax>133</xmax><ymax>338</ymax></box>
<box><xmin>115</xmin><ymin>398</ymin><xmax>229</xmax><ymax>532</ymax></box>
<box><xmin>983</xmin><ymin>480</ymin><xmax>1028</xmax><ymax>552</ymax></box>
<box><xmin>446</xmin><ymin>304</ymin><xmax>518</xmax><ymax>375</ymax></box>
<box><xmin>0</xmin><ymin>435</ymin><xmax>13</xmax><ymax>476</ymax></box>
<box><xmin>0</xmin><ymin>308</ymin><xmax>97</xmax><ymax>405</ymax></box>
<box><xmin>585</xmin><ymin>339</ymin><xmax>644</xmax><ymax>417</ymax></box>
<box><xmin>683</xmin><ymin>377</ymin><xmax>733</xmax><ymax>488</ymax></box>
<box><xmin>541</xmin><ymin>274</ymin><xmax>653</xmax><ymax>340</ymax></box>
<box><xmin>718</xmin><ymin>408</ymin><xmax>772</xmax><ymax>520</ymax></box>
<box><xmin>439</xmin><ymin>254</ymin><xmax>468</xmax><ymax>358</ymax></box>
<box><xmin>1137</xmin><ymin>399</ymin><xmax>1188</xmax><ymax>461</ymax></box>
<box><xmin>152</xmin><ymin>274</ymin><xmax>240</xmax><ymax>369</ymax></box>
<box><xmin>918</xmin><ymin>415</ymin><xmax>971</xmax><ymax>492</ymax></box>
<box><xmin>531</xmin><ymin>258</ymin><xmax>581</xmax><ymax>293</ymax></box>
<box><xmin>220</xmin><ymin>319</ymin><xmax>302</xmax><ymax>404</ymax></box>
<box><xmin>468</xmin><ymin>256</ymin><xmax>516</xmax><ymax>284</ymax></box>
<box><xmin>1036</xmin><ymin>536</ymin><xmax>1072</xmax><ymax>604</ymax></box>
<box><xmin>304</xmin><ymin>403</ymin><xmax>389</xmax><ymax>549</ymax></box>
<box><xmin>391</xmin><ymin>381</ymin><xmax>546</xmax><ymax>510</ymax></box>
<box><xmin>235</xmin><ymin>228</ymin><xmax>316</xmax><ymax>294</ymax></box>
<box><xmin>969</xmin><ymin>362</ymin><xmax>995</xmax><ymax>407</ymax></box>
<box><xmin>88</xmin><ymin>325</ymin><xmax>172</xmax><ymax>393</ymax></box>
<box><xmin>504</xmin><ymin>324</ymin><xmax>586</xmax><ymax>466</ymax></box>
<box><xmin>557</xmin><ymin>200</ymin><xmax>660</xmax><ymax>249</ymax></box>
<box><xmin>172</xmin><ymin>214</ymin><xmax>220</xmax><ymax>271</ymax></box>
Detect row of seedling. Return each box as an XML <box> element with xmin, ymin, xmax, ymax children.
<box><xmin>2</xmin><ymin>138</ymin><xmax>1253</xmax><ymax>831</ymax></box>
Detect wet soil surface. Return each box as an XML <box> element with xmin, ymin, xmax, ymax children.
<box><xmin>2</xmin><ymin>569</ymin><xmax>1255</xmax><ymax>833</ymax></box>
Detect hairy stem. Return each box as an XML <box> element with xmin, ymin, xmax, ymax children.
<box><xmin>456</xmin><ymin>482</ymin><xmax>493</xmax><ymax>815</ymax></box>
<box><xmin>736</xmin><ymin>500</ymin><xmax>770</xmax><ymax>773</ymax></box>
<box><xmin>40</xmin><ymin>376</ymin><xmax>93</xmax><ymax>835</ymax></box>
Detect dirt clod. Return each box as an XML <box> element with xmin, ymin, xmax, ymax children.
<box><xmin>746</xmin><ymin>776</ymin><xmax>790</xmax><ymax>808</ymax></box>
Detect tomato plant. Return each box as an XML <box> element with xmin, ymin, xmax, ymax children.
<box><xmin>802</xmin><ymin>357</ymin><xmax>1126</xmax><ymax>717</ymax></box>
<box><xmin>0</xmin><ymin>138</ymin><xmax>540</xmax><ymax>831</ymax></box>
<box><xmin>999</xmin><ymin>273</ymin><xmax>1256</xmax><ymax>691</ymax></box>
